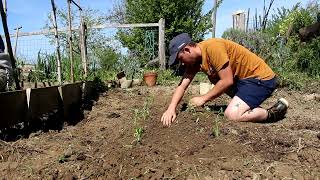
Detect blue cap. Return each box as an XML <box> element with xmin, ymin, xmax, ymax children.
<box><xmin>169</xmin><ymin>33</ymin><xmax>192</xmax><ymax>66</ymax></box>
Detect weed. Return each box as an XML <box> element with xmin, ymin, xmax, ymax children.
<box><xmin>58</xmin><ymin>155</ymin><xmax>68</xmax><ymax>163</ymax></box>
<box><xmin>132</xmin><ymin>96</ymin><xmax>153</xmax><ymax>143</ymax></box>
<box><xmin>212</xmin><ymin>119</ymin><xmax>220</xmax><ymax>137</ymax></box>
<box><xmin>211</xmin><ymin>107</ymin><xmax>224</xmax><ymax>137</ymax></box>
<box><xmin>134</xmin><ymin>127</ymin><xmax>144</xmax><ymax>143</ymax></box>
<box><xmin>186</xmin><ymin>102</ymin><xmax>196</xmax><ymax>114</ymax></box>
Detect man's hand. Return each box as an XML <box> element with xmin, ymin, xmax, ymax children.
<box><xmin>189</xmin><ymin>96</ymin><xmax>207</xmax><ymax>107</ymax></box>
<box><xmin>161</xmin><ymin>109</ymin><xmax>177</xmax><ymax>126</ymax></box>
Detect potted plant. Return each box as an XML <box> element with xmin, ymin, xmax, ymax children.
<box><xmin>143</xmin><ymin>69</ymin><xmax>158</xmax><ymax>87</ymax></box>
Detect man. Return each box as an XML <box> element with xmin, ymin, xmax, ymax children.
<box><xmin>161</xmin><ymin>33</ymin><xmax>288</xmax><ymax>126</ymax></box>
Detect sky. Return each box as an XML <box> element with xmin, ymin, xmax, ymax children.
<box><xmin>1</xmin><ymin>0</ymin><xmax>307</xmax><ymax>37</ymax></box>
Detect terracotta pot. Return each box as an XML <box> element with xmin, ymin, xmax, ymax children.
<box><xmin>143</xmin><ymin>72</ymin><xmax>157</xmax><ymax>87</ymax></box>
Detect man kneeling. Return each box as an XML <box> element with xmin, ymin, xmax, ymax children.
<box><xmin>161</xmin><ymin>33</ymin><xmax>288</xmax><ymax>126</ymax></box>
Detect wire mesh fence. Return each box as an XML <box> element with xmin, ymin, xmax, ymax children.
<box><xmin>4</xmin><ymin>24</ymin><xmax>161</xmax><ymax>86</ymax></box>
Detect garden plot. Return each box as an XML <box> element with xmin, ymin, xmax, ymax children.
<box><xmin>0</xmin><ymin>85</ymin><xmax>319</xmax><ymax>179</ymax></box>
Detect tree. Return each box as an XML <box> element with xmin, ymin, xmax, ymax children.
<box><xmin>109</xmin><ymin>0</ymin><xmax>212</xmax><ymax>62</ymax></box>
<box><xmin>45</xmin><ymin>7</ymin><xmax>120</xmax><ymax>78</ymax></box>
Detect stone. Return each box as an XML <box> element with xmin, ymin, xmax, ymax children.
<box><xmin>200</xmin><ymin>83</ymin><xmax>214</xmax><ymax>95</ymax></box>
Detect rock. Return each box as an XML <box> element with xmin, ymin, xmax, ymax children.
<box><xmin>285</xmin><ymin>153</ymin><xmax>299</xmax><ymax>162</ymax></box>
<box><xmin>304</xmin><ymin>93</ymin><xmax>320</xmax><ymax>101</ymax></box>
<box><xmin>76</xmin><ymin>152</ymin><xmax>87</xmax><ymax>161</ymax></box>
<box><xmin>120</xmin><ymin>79</ymin><xmax>133</xmax><ymax>89</ymax></box>
<box><xmin>200</xmin><ymin>83</ymin><xmax>214</xmax><ymax>95</ymax></box>
<box><xmin>273</xmin><ymin>164</ymin><xmax>295</xmax><ymax>178</ymax></box>
<box><xmin>221</xmin><ymin>160</ymin><xmax>242</xmax><ymax>171</ymax></box>
<box><xmin>150</xmin><ymin>170</ymin><xmax>164</xmax><ymax>180</ymax></box>
<box><xmin>107</xmin><ymin>112</ymin><xmax>121</xmax><ymax>118</ymax></box>
<box><xmin>317</xmin><ymin>133</ymin><xmax>320</xmax><ymax>140</ymax></box>
<box><xmin>132</xmin><ymin>79</ymin><xmax>142</xmax><ymax>87</ymax></box>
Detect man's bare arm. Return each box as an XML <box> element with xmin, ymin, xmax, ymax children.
<box><xmin>161</xmin><ymin>67</ymin><xmax>198</xmax><ymax>126</ymax></box>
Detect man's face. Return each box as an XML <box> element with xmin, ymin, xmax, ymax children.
<box><xmin>177</xmin><ymin>45</ymin><xmax>198</xmax><ymax>65</ymax></box>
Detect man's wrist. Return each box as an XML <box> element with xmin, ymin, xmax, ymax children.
<box><xmin>168</xmin><ymin>104</ymin><xmax>176</xmax><ymax>112</ymax></box>
<box><xmin>202</xmin><ymin>94</ymin><xmax>211</xmax><ymax>103</ymax></box>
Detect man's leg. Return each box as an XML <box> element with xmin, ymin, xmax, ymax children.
<box><xmin>224</xmin><ymin>96</ymin><xmax>268</xmax><ymax>122</ymax></box>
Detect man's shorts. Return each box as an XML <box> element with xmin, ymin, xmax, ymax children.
<box><xmin>228</xmin><ymin>77</ymin><xmax>277</xmax><ymax>109</ymax></box>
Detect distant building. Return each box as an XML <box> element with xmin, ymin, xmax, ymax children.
<box><xmin>232</xmin><ymin>10</ymin><xmax>246</xmax><ymax>31</ymax></box>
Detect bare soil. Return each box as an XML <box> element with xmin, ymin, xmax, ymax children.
<box><xmin>0</xmin><ymin>85</ymin><xmax>319</xmax><ymax>179</ymax></box>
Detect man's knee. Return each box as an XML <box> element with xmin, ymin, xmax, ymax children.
<box><xmin>224</xmin><ymin>108</ymin><xmax>241</xmax><ymax>122</ymax></box>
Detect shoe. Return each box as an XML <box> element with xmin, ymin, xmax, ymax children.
<box><xmin>266</xmin><ymin>98</ymin><xmax>289</xmax><ymax>122</ymax></box>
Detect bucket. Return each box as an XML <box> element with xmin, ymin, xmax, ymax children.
<box><xmin>143</xmin><ymin>72</ymin><xmax>157</xmax><ymax>87</ymax></box>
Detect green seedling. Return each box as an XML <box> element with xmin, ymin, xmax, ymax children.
<box><xmin>58</xmin><ymin>154</ymin><xmax>69</xmax><ymax>163</ymax></box>
<box><xmin>186</xmin><ymin>102</ymin><xmax>196</xmax><ymax>114</ymax></box>
<box><xmin>134</xmin><ymin>127</ymin><xmax>144</xmax><ymax>142</ymax></box>
<box><xmin>133</xmin><ymin>109</ymin><xmax>140</xmax><ymax>125</ymax></box>
<box><xmin>141</xmin><ymin>101</ymin><xmax>150</xmax><ymax>121</ymax></box>
<box><xmin>211</xmin><ymin>107</ymin><xmax>224</xmax><ymax>137</ymax></box>
<box><xmin>212</xmin><ymin>119</ymin><xmax>220</xmax><ymax>137</ymax></box>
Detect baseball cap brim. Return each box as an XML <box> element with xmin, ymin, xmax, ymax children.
<box><xmin>169</xmin><ymin>51</ymin><xmax>179</xmax><ymax>66</ymax></box>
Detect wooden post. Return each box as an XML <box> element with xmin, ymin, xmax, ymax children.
<box><xmin>78</xmin><ymin>0</ymin><xmax>87</xmax><ymax>78</ymax></box>
<box><xmin>212</xmin><ymin>0</ymin><xmax>218</xmax><ymax>38</ymax></box>
<box><xmin>67</xmin><ymin>0</ymin><xmax>74</xmax><ymax>82</ymax></box>
<box><xmin>2</xmin><ymin>0</ymin><xmax>6</xmax><ymax>16</ymax></box>
<box><xmin>158</xmin><ymin>18</ymin><xmax>165</xmax><ymax>70</ymax></box>
<box><xmin>50</xmin><ymin>0</ymin><xmax>62</xmax><ymax>84</ymax></box>
<box><xmin>13</xmin><ymin>26</ymin><xmax>22</xmax><ymax>56</ymax></box>
<box><xmin>81</xmin><ymin>22</ymin><xmax>88</xmax><ymax>77</ymax></box>
<box><xmin>255</xmin><ymin>8</ymin><xmax>258</xmax><ymax>31</ymax></box>
<box><xmin>2</xmin><ymin>0</ymin><xmax>7</xmax><ymax>52</ymax></box>
<box><xmin>246</xmin><ymin>8</ymin><xmax>250</xmax><ymax>32</ymax></box>
<box><xmin>0</xmin><ymin>0</ymin><xmax>20</xmax><ymax>90</ymax></box>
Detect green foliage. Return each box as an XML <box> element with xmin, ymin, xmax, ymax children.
<box><xmin>222</xmin><ymin>27</ymin><xmax>320</xmax><ymax>90</ymax></box>
<box><xmin>29</xmin><ymin>51</ymin><xmax>57</xmax><ymax>82</ymax></box>
<box><xmin>132</xmin><ymin>96</ymin><xmax>154</xmax><ymax>144</ymax></box>
<box><xmin>45</xmin><ymin>7</ymin><xmax>114</xmax><ymax>81</ymax></box>
<box><xmin>110</xmin><ymin>0</ymin><xmax>212</xmax><ymax>62</ymax></box>
<box><xmin>114</xmin><ymin>56</ymin><xmax>142</xmax><ymax>79</ymax></box>
<box><xmin>95</xmin><ymin>46</ymin><xmax>120</xmax><ymax>71</ymax></box>
<box><xmin>134</xmin><ymin>127</ymin><xmax>144</xmax><ymax>142</ymax></box>
<box><xmin>278</xmin><ymin>8</ymin><xmax>314</xmax><ymax>35</ymax></box>
<box><xmin>222</xmin><ymin>29</ymin><xmax>274</xmax><ymax>60</ymax></box>
<box><xmin>211</xmin><ymin>107</ymin><xmax>224</xmax><ymax>138</ymax></box>
<box><xmin>157</xmin><ymin>69</ymin><xmax>180</xmax><ymax>86</ymax></box>
<box><xmin>266</xmin><ymin>2</ymin><xmax>319</xmax><ymax>36</ymax></box>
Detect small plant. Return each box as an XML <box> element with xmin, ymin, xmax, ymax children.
<box><xmin>132</xmin><ymin>96</ymin><xmax>153</xmax><ymax>144</ymax></box>
<box><xmin>211</xmin><ymin>107</ymin><xmax>224</xmax><ymax>138</ymax></box>
<box><xmin>186</xmin><ymin>101</ymin><xmax>196</xmax><ymax>114</ymax></box>
<box><xmin>212</xmin><ymin>119</ymin><xmax>220</xmax><ymax>138</ymax></box>
<box><xmin>134</xmin><ymin>127</ymin><xmax>144</xmax><ymax>143</ymax></box>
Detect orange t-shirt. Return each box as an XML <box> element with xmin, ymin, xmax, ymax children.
<box><xmin>198</xmin><ymin>38</ymin><xmax>275</xmax><ymax>80</ymax></box>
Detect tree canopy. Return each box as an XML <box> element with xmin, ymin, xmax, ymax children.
<box><xmin>109</xmin><ymin>0</ymin><xmax>212</xmax><ymax>60</ymax></box>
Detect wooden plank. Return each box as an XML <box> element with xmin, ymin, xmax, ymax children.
<box><xmin>1</xmin><ymin>23</ymin><xmax>160</xmax><ymax>38</ymax></box>
<box><xmin>82</xmin><ymin>81</ymin><xmax>97</xmax><ymax>110</ymax></box>
<box><xmin>0</xmin><ymin>90</ymin><xmax>28</xmax><ymax>129</ymax></box>
<box><xmin>61</xmin><ymin>82</ymin><xmax>82</xmax><ymax>124</ymax></box>
<box><xmin>28</xmin><ymin>86</ymin><xmax>62</xmax><ymax>120</ymax></box>
<box><xmin>92</xmin><ymin>23</ymin><xmax>159</xmax><ymax>29</ymax></box>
